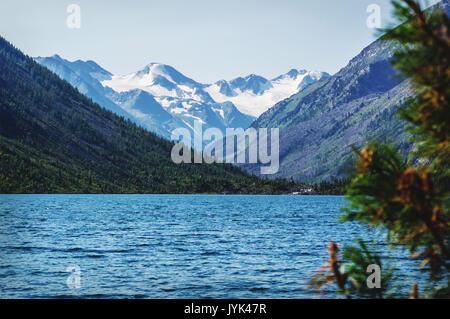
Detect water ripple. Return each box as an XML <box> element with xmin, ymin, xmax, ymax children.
<box><xmin>0</xmin><ymin>194</ymin><xmax>424</xmax><ymax>298</ymax></box>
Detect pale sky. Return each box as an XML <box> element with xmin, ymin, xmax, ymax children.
<box><xmin>0</xmin><ymin>0</ymin><xmax>440</xmax><ymax>82</ymax></box>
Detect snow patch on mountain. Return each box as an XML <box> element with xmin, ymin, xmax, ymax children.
<box><xmin>205</xmin><ymin>69</ymin><xmax>329</xmax><ymax>117</ymax></box>
<box><xmin>37</xmin><ymin>55</ymin><xmax>327</xmax><ymax>143</ymax></box>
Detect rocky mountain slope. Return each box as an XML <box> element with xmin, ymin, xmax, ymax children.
<box><xmin>35</xmin><ymin>56</ymin><xmax>327</xmax><ymax>142</ymax></box>
<box><xmin>243</xmin><ymin>0</ymin><xmax>449</xmax><ymax>182</ymax></box>
<box><xmin>242</xmin><ymin>34</ymin><xmax>412</xmax><ymax>182</ymax></box>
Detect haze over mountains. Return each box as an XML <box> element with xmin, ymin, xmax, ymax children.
<box><xmin>35</xmin><ymin>56</ymin><xmax>328</xmax><ymax>141</ymax></box>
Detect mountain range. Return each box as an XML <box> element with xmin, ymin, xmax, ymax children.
<box><xmin>204</xmin><ymin>70</ymin><xmax>328</xmax><ymax>117</ymax></box>
<box><xmin>0</xmin><ymin>35</ymin><xmax>302</xmax><ymax>194</ymax></box>
<box><xmin>4</xmin><ymin>1</ymin><xmax>448</xmax><ymax>187</ymax></box>
<box><xmin>27</xmin><ymin>38</ymin><xmax>425</xmax><ymax>183</ymax></box>
<box><xmin>35</xmin><ymin>56</ymin><xmax>328</xmax><ymax>142</ymax></box>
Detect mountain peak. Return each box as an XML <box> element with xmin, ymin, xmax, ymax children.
<box><xmin>131</xmin><ymin>63</ymin><xmax>200</xmax><ymax>88</ymax></box>
<box><xmin>48</xmin><ymin>54</ymin><xmax>63</xmax><ymax>61</ymax></box>
<box><xmin>136</xmin><ymin>62</ymin><xmax>165</xmax><ymax>75</ymax></box>
<box><xmin>244</xmin><ymin>73</ymin><xmax>264</xmax><ymax>79</ymax></box>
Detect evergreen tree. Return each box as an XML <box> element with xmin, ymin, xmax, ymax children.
<box><xmin>311</xmin><ymin>0</ymin><xmax>449</xmax><ymax>298</ymax></box>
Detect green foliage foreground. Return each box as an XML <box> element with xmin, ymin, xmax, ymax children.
<box><xmin>311</xmin><ymin>0</ymin><xmax>449</xmax><ymax>298</ymax></box>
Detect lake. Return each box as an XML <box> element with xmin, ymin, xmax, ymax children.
<box><xmin>0</xmin><ymin>194</ymin><xmax>422</xmax><ymax>298</ymax></box>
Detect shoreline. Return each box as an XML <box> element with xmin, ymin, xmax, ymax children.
<box><xmin>0</xmin><ymin>193</ymin><xmax>345</xmax><ymax>196</ymax></box>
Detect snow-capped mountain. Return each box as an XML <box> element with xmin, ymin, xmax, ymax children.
<box><xmin>35</xmin><ymin>55</ymin><xmax>328</xmax><ymax>142</ymax></box>
<box><xmin>103</xmin><ymin>63</ymin><xmax>203</xmax><ymax>97</ymax></box>
<box><xmin>34</xmin><ymin>55</ymin><xmax>132</xmax><ymax>120</ymax></box>
<box><xmin>102</xmin><ymin>62</ymin><xmax>253</xmax><ymax>134</ymax></box>
<box><xmin>204</xmin><ymin>69</ymin><xmax>330</xmax><ymax>117</ymax></box>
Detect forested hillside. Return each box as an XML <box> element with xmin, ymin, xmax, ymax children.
<box><xmin>0</xmin><ymin>36</ymin><xmax>302</xmax><ymax>194</ymax></box>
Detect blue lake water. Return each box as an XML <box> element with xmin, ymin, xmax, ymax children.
<box><xmin>0</xmin><ymin>194</ymin><xmax>423</xmax><ymax>298</ymax></box>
